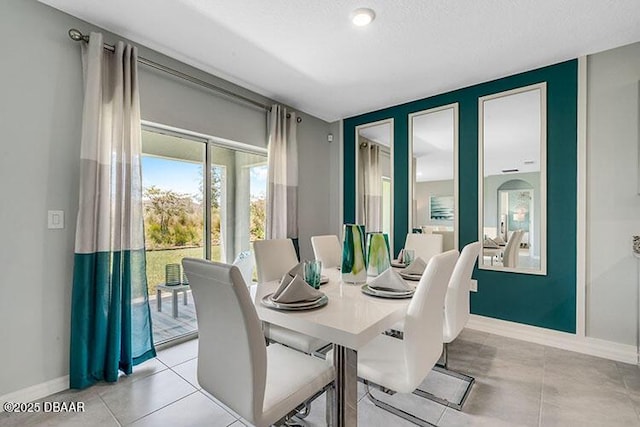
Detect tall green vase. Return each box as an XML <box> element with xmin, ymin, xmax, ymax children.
<box><xmin>367</xmin><ymin>233</ymin><xmax>390</xmax><ymax>277</ymax></box>
<box><xmin>341</xmin><ymin>224</ymin><xmax>367</xmax><ymax>284</ymax></box>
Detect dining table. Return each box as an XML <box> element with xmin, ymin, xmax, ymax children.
<box><xmin>251</xmin><ymin>266</ymin><xmax>413</xmax><ymax>427</ymax></box>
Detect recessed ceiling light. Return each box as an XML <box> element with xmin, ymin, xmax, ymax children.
<box><xmin>352</xmin><ymin>8</ymin><xmax>375</xmax><ymax>26</ymax></box>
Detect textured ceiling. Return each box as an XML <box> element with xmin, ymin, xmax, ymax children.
<box><xmin>40</xmin><ymin>0</ymin><xmax>640</xmax><ymax>122</ymax></box>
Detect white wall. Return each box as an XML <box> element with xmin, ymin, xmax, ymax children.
<box><xmin>413</xmin><ymin>179</ymin><xmax>455</xmax><ymax>227</ymax></box>
<box><xmin>586</xmin><ymin>42</ymin><xmax>640</xmax><ymax>346</ymax></box>
<box><xmin>0</xmin><ymin>0</ymin><xmax>333</xmax><ymax>397</ymax></box>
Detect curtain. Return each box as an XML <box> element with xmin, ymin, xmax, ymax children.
<box><xmin>266</xmin><ymin>104</ymin><xmax>298</xmax><ymax>242</ymax></box>
<box><xmin>70</xmin><ymin>32</ymin><xmax>155</xmax><ymax>389</ymax></box>
<box><xmin>358</xmin><ymin>142</ymin><xmax>382</xmax><ymax>232</ymax></box>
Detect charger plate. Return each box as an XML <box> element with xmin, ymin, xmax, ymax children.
<box><xmin>261</xmin><ymin>293</ymin><xmax>328</xmax><ymax>311</ymax></box>
<box><xmin>361</xmin><ymin>284</ymin><xmax>414</xmax><ymax>299</ymax></box>
<box><xmin>399</xmin><ymin>272</ymin><xmax>422</xmax><ymax>281</ymax></box>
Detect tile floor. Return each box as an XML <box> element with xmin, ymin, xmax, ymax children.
<box><xmin>2</xmin><ymin>329</ymin><xmax>640</xmax><ymax>426</ymax></box>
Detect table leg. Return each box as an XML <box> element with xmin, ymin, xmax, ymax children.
<box><xmin>333</xmin><ymin>344</ymin><xmax>357</xmax><ymax>427</ymax></box>
<box><xmin>157</xmin><ymin>289</ymin><xmax>162</xmax><ymax>312</ymax></box>
<box><xmin>183</xmin><ymin>290</ymin><xmax>188</xmax><ymax>305</ymax></box>
<box><xmin>172</xmin><ymin>290</ymin><xmax>178</xmax><ymax>318</ymax></box>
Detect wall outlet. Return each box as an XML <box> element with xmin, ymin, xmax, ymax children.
<box><xmin>327</xmin><ymin>133</ymin><xmax>334</xmax><ymax>142</ymax></box>
<box><xmin>48</xmin><ymin>210</ymin><xmax>64</xmax><ymax>229</ymax></box>
<box><xmin>470</xmin><ymin>279</ymin><xmax>478</xmax><ymax>292</ymax></box>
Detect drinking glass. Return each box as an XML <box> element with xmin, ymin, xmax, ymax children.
<box><xmin>304</xmin><ymin>260</ymin><xmax>323</xmax><ymax>289</ymax></box>
<box><xmin>403</xmin><ymin>249</ymin><xmax>415</xmax><ymax>266</ymax></box>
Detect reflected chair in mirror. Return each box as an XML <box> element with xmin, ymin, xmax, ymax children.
<box><xmin>253</xmin><ymin>239</ymin><xmax>330</xmax><ymax>355</ymax></box>
<box><xmin>403</xmin><ymin>233</ymin><xmax>444</xmax><ymax>264</ymax></box>
<box><xmin>311</xmin><ymin>235</ymin><xmax>342</xmax><ymax>268</ymax></box>
<box><xmin>182</xmin><ymin>258</ymin><xmax>335</xmax><ymax>427</ymax></box>
<box><xmin>414</xmin><ymin>241</ymin><xmax>481</xmax><ymax>411</ymax></box>
<box><xmin>502</xmin><ymin>230</ymin><xmax>524</xmax><ymax>268</ymax></box>
<box><xmin>356</xmin><ymin>250</ymin><xmax>459</xmax><ymax>426</ymax></box>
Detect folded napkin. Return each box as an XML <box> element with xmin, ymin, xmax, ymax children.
<box><xmin>483</xmin><ymin>237</ymin><xmax>499</xmax><ymax>248</ymax></box>
<box><xmin>369</xmin><ymin>268</ymin><xmax>413</xmax><ymax>292</ymax></box>
<box><xmin>271</xmin><ymin>274</ymin><xmax>324</xmax><ymax>304</ymax></box>
<box><xmin>400</xmin><ymin>257</ymin><xmax>427</xmax><ymax>276</ymax></box>
<box><xmin>286</xmin><ymin>262</ymin><xmax>305</xmax><ymax>279</ymax></box>
<box><xmin>492</xmin><ymin>235</ymin><xmax>506</xmax><ymax>245</ymax></box>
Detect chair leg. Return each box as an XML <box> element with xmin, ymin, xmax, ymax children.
<box><xmin>365</xmin><ymin>383</ymin><xmax>437</xmax><ymax>427</ymax></box>
<box><xmin>413</xmin><ymin>364</ymin><xmax>475</xmax><ymax>411</ymax></box>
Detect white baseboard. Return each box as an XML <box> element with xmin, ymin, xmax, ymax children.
<box><xmin>0</xmin><ymin>376</ymin><xmax>69</xmax><ymax>410</ymax></box>
<box><xmin>467</xmin><ymin>314</ymin><xmax>637</xmax><ymax>364</ymax></box>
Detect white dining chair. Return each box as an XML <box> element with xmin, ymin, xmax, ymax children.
<box><xmin>182</xmin><ymin>258</ymin><xmax>335</xmax><ymax>427</ymax></box>
<box><xmin>311</xmin><ymin>235</ymin><xmax>342</xmax><ymax>268</ymax></box>
<box><xmin>253</xmin><ymin>239</ymin><xmax>330</xmax><ymax>354</ymax></box>
<box><xmin>433</xmin><ymin>230</ymin><xmax>455</xmax><ymax>251</ymax></box>
<box><xmin>356</xmin><ymin>250</ymin><xmax>459</xmax><ymax>425</ymax></box>
<box><xmin>414</xmin><ymin>241</ymin><xmax>481</xmax><ymax>411</ymax></box>
<box><xmin>502</xmin><ymin>230</ymin><xmax>524</xmax><ymax>268</ymax></box>
<box><xmin>403</xmin><ymin>233</ymin><xmax>444</xmax><ymax>264</ymax></box>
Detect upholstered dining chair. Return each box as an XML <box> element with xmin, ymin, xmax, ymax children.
<box><xmin>356</xmin><ymin>250</ymin><xmax>459</xmax><ymax>425</ymax></box>
<box><xmin>403</xmin><ymin>233</ymin><xmax>444</xmax><ymax>264</ymax></box>
<box><xmin>182</xmin><ymin>258</ymin><xmax>335</xmax><ymax>427</ymax></box>
<box><xmin>311</xmin><ymin>235</ymin><xmax>342</xmax><ymax>268</ymax></box>
<box><xmin>253</xmin><ymin>239</ymin><xmax>330</xmax><ymax>354</ymax></box>
<box><xmin>502</xmin><ymin>230</ymin><xmax>524</xmax><ymax>268</ymax></box>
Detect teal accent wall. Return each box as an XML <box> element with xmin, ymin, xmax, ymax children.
<box><xmin>344</xmin><ymin>60</ymin><xmax>577</xmax><ymax>333</ymax></box>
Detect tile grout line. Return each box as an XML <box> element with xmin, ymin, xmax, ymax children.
<box><xmin>616</xmin><ymin>362</ymin><xmax>640</xmax><ymax>423</ymax></box>
<box><xmin>98</xmin><ymin>393</ymin><xmax>123</xmax><ymax>427</ymax></box>
<box><xmin>126</xmin><ymin>390</ymin><xmax>200</xmax><ymax>425</ymax></box>
<box><xmin>538</xmin><ymin>347</ymin><xmax>547</xmax><ymax>427</ymax></box>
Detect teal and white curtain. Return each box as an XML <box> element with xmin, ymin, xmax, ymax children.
<box><xmin>70</xmin><ymin>32</ymin><xmax>155</xmax><ymax>389</ymax></box>
<box><xmin>266</xmin><ymin>104</ymin><xmax>298</xmax><ymax>240</ymax></box>
<box><xmin>358</xmin><ymin>141</ymin><xmax>382</xmax><ymax>232</ymax></box>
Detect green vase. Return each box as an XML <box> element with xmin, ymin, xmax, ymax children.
<box><xmin>367</xmin><ymin>233</ymin><xmax>390</xmax><ymax>277</ymax></box>
<box><xmin>341</xmin><ymin>224</ymin><xmax>367</xmax><ymax>284</ymax></box>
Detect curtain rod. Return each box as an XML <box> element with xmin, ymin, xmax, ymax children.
<box><xmin>68</xmin><ymin>29</ymin><xmax>302</xmax><ymax>122</ymax></box>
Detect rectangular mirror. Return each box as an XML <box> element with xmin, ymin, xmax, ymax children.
<box><xmin>409</xmin><ymin>104</ymin><xmax>458</xmax><ymax>251</ymax></box>
<box><xmin>356</xmin><ymin>119</ymin><xmax>394</xmax><ymax>253</ymax></box>
<box><xmin>478</xmin><ymin>83</ymin><xmax>547</xmax><ymax>274</ymax></box>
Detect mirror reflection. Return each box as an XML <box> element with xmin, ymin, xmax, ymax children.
<box><xmin>356</xmin><ymin>120</ymin><xmax>393</xmax><ymax>251</ymax></box>
<box><xmin>409</xmin><ymin>105</ymin><xmax>458</xmax><ymax>251</ymax></box>
<box><xmin>479</xmin><ymin>84</ymin><xmax>546</xmax><ymax>274</ymax></box>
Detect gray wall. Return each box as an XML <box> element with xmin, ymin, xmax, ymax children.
<box><xmin>586</xmin><ymin>42</ymin><xmax>640</xmax><ymax>346</ymax></box>
<box><xmin>0</xmin><ymin>0</ymin><xmax>332</xmax><ymax>397</ymax></box>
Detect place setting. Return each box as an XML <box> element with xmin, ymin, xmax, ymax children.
<box><xmin>397</xmin><ymin>256</ymin><xmax>427</xmax><ymax>281</ymax></box>
<box><xmin>261</xmin><ymin>260</ymin><xmax>329</xmax><ymax>311</ymax></box>
<box><xmin>361</xmin><ymin>268</ymin><xmax>415</xmax><ymax>299</ymax></box>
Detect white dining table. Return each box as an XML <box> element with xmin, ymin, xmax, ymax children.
<box><xmin>251</xmin><ymin>267</ymin><xmax>413</xmax><ymax>427</ymax></box>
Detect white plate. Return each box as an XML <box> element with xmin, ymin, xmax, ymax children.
<box><xmin>361</xmin><ymin>285</ymin><xmax>414</xmax><ymax>299</ymax></box>
<box><xmin>391</xmin><ymin>261</ymin><xmax>406</xmax><ymax>268</ymax></box>
<box><xmin>320</xmin><ymin>275</ymin><xmax>329</xmax><ymax>285</ymax></box>
<box><xmin>399</xmin><ymin>272</ymin><xmax>422</xmax><ymax>281</ymax></box>
<box><xmin>261</xmin><ymin>293</ymin><xmax>328</xmax><ymax>311</ymax></box>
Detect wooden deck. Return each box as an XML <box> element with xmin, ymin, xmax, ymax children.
<box><xmin>150</xmin><ymin>291</ymin><xmax>197</xmax><ymax>344</ymax></box>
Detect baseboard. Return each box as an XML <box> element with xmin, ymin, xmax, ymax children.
<box><xmin>467</xmin><ymin>314</ymin><xmax>637</xmax><ymax>364</ymax></box>
<box><xmin>0</xmin><ymin>376</ymin><xmax>69</xmax><ymax>410</ymax></box>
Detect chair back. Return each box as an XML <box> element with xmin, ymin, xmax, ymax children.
<box><xmin>433</xmin><ymin>230</ymin><xmax>455</xmax><ymax>251</ymax></box>
<box><xmin>182</xmin><ymin>258</ymin><xmax>266</xmax><ymax>423</ymax></box>
<box><xmin>443</xmin><ymin>242</ymin><xmax>480</xmax><ymax>343</ymax></box>
<box><xmin>404</xmin><ymin>233</ymin><xmax>444</xmax><ymax>263</ymax></box>
<box><xmin>233</xmin><ymin>251</ymin><xmax>254</xmax><ymax>286</ymax></box>
<box><xmin>403</xmin><ymin>250</ymin><xmax>459</xmax><ymax>389</ymax></box>
<box><xmin>311</xmin><ymin>235</ymin><xmax>342</xmax><ymax>268</ymax></box>
<box><xmin>253</xmin><ymin>239</ymin><xmax>298</xmax><ymax>283</ymax></box>
<box><xmin>503</xmin><ymin>230</ymin><xmax>524</xmax><ymax>268</ymax></box>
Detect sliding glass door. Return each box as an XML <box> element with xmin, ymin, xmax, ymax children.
<box><xmin>141</xmin><ymin>125</ymin><xmax>266</xmax><ymax>344</ymax></box>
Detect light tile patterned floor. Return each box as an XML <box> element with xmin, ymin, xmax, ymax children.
<box><xmin>2</xmin><ymin>329</ymin><xmax>640</xmax><ymax>426</ymax></box>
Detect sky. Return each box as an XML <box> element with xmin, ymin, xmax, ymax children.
<box><xmin>141</xmin><ymin>156</ymin><xmax>267</xmax><ymax>199</ymax></box>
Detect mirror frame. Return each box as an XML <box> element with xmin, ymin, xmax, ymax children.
<box><xmin>355</xmin><ymin>118</ymin><xmax>395</xmax><ymax>255</ymax></box>
<box><xmin>478</xmin><ymin>82</ymin><xmax>547</xmax><ymax>275</ymax></box>
<box><xmin>408</xmin><ymin>103</ymin><xmax>459</xmax><ymax>250</ymax></box>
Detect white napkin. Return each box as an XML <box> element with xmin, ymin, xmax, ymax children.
<box><xmin>401</xmin><ymin>257</ymin><xmax>427</xmax><ymax>276</ymax></box>
<box><xmin>286</xmin><ymin>262</ymin><xmax>305</xmax><ymax>279</ymax></box>
<box><xmin>483</xmin><ymin>237</ymin><xmax>499</xmax><ymax>248</ymax></box>
<box><xmin>369</xmin><ymin>268</ymin><xmax>413</xmax><ymax>292</ymax></box>
<box><xmin>271</xmin><ymin>274</ymin><xmax>324</xmax><ymax>304</ymax></box>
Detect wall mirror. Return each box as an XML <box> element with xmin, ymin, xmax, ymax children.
<box><xmin>355</xmin><ymin>119</ymin><xmax>394</xmax><ymax>252</ymax></box>
<box><xmin>409</xmin><ymin>104</ymin><xmax>458</xmax><ymax>251</ymax></box>
<box><xmin>478</xmin><ymin>83</ymin><xmax>547</xmax><ymax>274</ymax></box>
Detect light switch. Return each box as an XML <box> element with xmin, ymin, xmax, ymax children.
<box><xmin>48</xmin><ymin>210</ymin><xmax>64</xmax><ymax>229</ymax></box>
